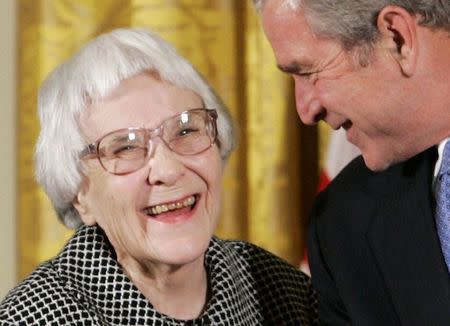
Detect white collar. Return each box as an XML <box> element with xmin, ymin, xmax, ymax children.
<box><xmin>434</xmin><ymin>138</ymin><xmax>450</xmax><ymax>179</ymax></box>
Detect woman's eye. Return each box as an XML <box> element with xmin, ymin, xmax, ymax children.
<box><xmin>113</xmin><ymin>145</ymin><xmax>138</xmax><ymax>155</ymax></box>
<box><xmin>178</xmin><ymin>128</ymin><xmax>198</xmax><ymax>136</ymax></box>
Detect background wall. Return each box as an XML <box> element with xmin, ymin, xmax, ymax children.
<box><xmin>0</xmin><ymin>0</ymin><xmax>17</xmax><ymax>300</ymax></box>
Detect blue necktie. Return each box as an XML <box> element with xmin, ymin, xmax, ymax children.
<box><xmin>436</xmin><ymin>142</ymin><xmax>450</xmax><ymax>272</ymax></box>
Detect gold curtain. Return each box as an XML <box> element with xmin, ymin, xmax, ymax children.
<box><xmin>17</xmin><ymin>0</ymin><xmax>319</xmax><ymax>280</ymax></box>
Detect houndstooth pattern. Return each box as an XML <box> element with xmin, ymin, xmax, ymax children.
<box><xmin>436</xmin><ymin>141</ymin><xmax>450</xmax><ymax>272</ymax></box>
<box><xmin>0</xmin><ymin>225</ymin><xmax>318</xmax><ymax>325</ymax></box>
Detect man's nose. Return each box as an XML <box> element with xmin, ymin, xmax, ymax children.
<box><xmin>293</xmin><ymin>76</ymin><xmax>325</xmax><ymax>125</ymax></box>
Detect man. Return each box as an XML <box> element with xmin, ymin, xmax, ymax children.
<box><xmin>253</xmin><ymin>0</ymin><xmax>450</xmax><ymax>324</ymax></box>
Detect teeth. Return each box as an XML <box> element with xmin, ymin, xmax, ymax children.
<box><xmin>147</xmin><ymin>196</ymin><xmax>196</xmax><ymax>216</ymax></box>
<box><xmin>184</xmin><ymin>196</ymin><xmax>195</xmax><ymax>206</ymax></box>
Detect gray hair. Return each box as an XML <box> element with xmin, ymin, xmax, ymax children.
<box><xmin>35</xmin><ymin>28</ymin><xmax>236</xmax><ymax>229</ymax></box>
<box><xmin>253</xmin><ymin>0</ymin><xmax>301</xmax><ymax>12</ymax></box>
<box><xmin>253</xmin><ymin>0</ymin><xmax>450</xmax><ymax>49</ymax></box>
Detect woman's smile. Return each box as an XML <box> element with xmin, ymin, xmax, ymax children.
<box><xmin>143</xmin><ymin>194</ymin><xmax>199</xmax><ymax>224</ymax></box>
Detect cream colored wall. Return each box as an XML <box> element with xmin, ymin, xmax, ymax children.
<box><xmin>0</xmin><ymin>0</ymin><xmax>17</xmax><ymax>300</ymax></box>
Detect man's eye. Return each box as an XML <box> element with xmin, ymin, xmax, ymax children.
<box><xmin>297</xmin><ymin>71</ymin><xmax>315</xmax><ymax>78</ymax></box>
<box><xmin>295</xmin><ymin>71</ymin><xmax>319</xmax><ymax>83</ymax></box>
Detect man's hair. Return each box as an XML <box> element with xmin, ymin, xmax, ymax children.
<box><xmin>253</xmin><ymin>0</ymin><xmax>450</xmax><ymax>49</ymax></box>
<box><xmin>35</xmin><ymin>28</ymin><xmax>236</xmax><ymax>228</ymax></box>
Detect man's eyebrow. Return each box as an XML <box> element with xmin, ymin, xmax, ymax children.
<box><xmin>277</xmin><ymin>62</ymin><xmax>313</xmax><ymax>74</ymax></box>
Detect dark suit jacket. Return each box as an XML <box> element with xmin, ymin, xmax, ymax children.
<box><xmin>308</xmin><ymin>147</ymin><xmax>450</xmax><ymax>325</ymax></box>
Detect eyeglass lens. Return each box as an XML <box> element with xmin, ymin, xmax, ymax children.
<box><xmin>97</xmin><ymin>109</ymin><xmax>216</xmax><ymax>174</ymax></box>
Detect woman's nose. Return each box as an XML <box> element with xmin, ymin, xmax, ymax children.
<box><xmin>146</xmin><ymin>140</ymin><xmax>184</xmax><ymax>186</ymax></box>
<box><xmin>293</xmin><ymin>76</ymin><xmax>325</xmax><ymax>125</ymax></box>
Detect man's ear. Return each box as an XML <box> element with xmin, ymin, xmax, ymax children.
<box><xmin>73</xmin><ymin>180</ymin><xmax>96</xmax><ymax>226</ymax></box>
<box><xmin>376</xmin><ymin>5</ymin><xmax>418</xmax><ymax>76</ymax></box>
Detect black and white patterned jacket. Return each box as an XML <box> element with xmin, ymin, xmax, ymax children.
<box><xmin>0</xmin><ymin>225</ymin><xmax>318</xmax><ymax>325</ymax></box>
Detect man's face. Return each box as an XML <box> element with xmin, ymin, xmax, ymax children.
<box><xmin>261</xmin><ymin>0</ymin><xmax>421</xmax><ymax>171</ymax></box>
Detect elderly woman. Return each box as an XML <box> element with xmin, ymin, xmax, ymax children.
<box><xmin>0</xmin><ymin>28</ymin><xmax>318</xmax><ymax>325</ymax></box>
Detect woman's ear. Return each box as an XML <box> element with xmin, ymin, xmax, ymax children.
<box><xmin>73</xmin><ymin>179</ymin><xmax>96</xmax><ymax>226</ymax></box>
<box><xmin>376</xmin><ymin>5</ymin><xmax>419</xmax><ymax>76</ymax></box>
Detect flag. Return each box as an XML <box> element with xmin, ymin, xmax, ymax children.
<box><xmin>317</xmin><ymin>128</ymin><xmax>360</xmax><ymax>192</ymax></box>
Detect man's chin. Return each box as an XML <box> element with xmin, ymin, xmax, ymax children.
<box><xmin>362</xmin><ymin>154</ymin><xmax>393</xmax><ymax>172</ymax></box>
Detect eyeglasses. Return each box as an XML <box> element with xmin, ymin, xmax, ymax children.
<box><xmin>80</xmin><ymin>108</ymin><xmax>218</xmax><ymax>175</ymax></box>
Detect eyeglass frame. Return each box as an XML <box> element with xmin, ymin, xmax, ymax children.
<box><xmin>79</xmin><ymin>108</ymin><xmax>218</xmax><ymax>175</ymax></box>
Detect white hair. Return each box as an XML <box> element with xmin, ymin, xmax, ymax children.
<box><xmin>35</xmin><ymin>28</ymin><xmax>236</xmax><ymax>228</ymax></box>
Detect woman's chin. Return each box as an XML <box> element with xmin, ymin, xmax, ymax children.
<box><xmin>146</xmin><ymin>235</ymin><xmax>211</xmax><ymax>267</ymax></box>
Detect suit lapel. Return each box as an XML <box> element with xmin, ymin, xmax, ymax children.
<box><xmin>367</xmin><ymin>148</ymin><xmax>450</xmax><ymax>325</ymax></box>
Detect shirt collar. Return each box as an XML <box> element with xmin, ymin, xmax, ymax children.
<box><xmin>434</xmin><ymin>138</ymin><xmax>450</xmax><ymax>180</ymax></box>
